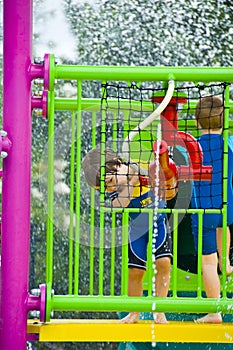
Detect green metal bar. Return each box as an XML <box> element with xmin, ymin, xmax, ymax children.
<box><xmin>53</xmin><ymin>98</ymin><xmax>233</xmax><ymax>114</ymax></box>
<box><xmin>89</xmin><ymin>189</ymin><xmax>95</xmax><ymax>295</ymax></box>
<box><xmin>68</xmin><ymin>110</ymin><xmax>76</xmax><ymax>294</ymax></box>
<box><xmin>109</xmin><ymin>111</ymin><xmax>120</xmax><ymax>296</ymax></box>
<box><xmin>54</xmin><ymin>65</ymin><xmax>233</xmax><ymax>83</ymax></box>
<box><xmin>98</xmin><ymin>82</ymin><xmax>107</xmax><ymax>296</ymax></box>
<box><xmin>172</xmin><ymin>212</ymin><xmax>178</xmax><ymax>297</ymax></box>
<box><xmin>197</xmin><ymin>213</ymin><xmax>203</xmax><ymax>298</ymax></box>
<box><xmin>110</xmin><ymin>213</ymin><xmax>116</xmax><ymax>296</ymax></box>
<box><xmin>221</xmin><ymin>85</ymin><xmax>230</xmax><ymax>296</ymax></box>
<box><xmin>101</xmin><ymin>207</ymin><xmax>223</xmax><ymax>214</ymax></box>
<box><xmin>46</xmin><ymin>90</ymin><xmax>55</xmax><ymax>287</ymax></box>
<box><xmin>98</xmin><ymin>215</ymin><xmax>105</xmax><ymax>296</ymax></box>
<box><xmin>89</xmin><ymin>111</ymin><xmax>97</xmax><ymax>295</ymax></box>
<box><xmin>146</xmin><ymin>212</ymin><xmax>153</xmax><ymax>297</ymax></box>
<box><xmin>51</xmin><ymin>295</ymin><xmax>233</xmax><ymax>314</ymax></box>
<box><xmin>123</xmin><ymin>110</ymin><xmax>131</xmax><ymax>152</ymax></box>
<box><xmin>74</xmin><ymin>80</ymin><xmax>82</xmax><ymax>294</ymax></box>
<box><xmin>121</xmin><ymin>212</ymin><xmax>128</xmax><ymax>296</ymax></box>
<box><xmin>121</xmin><ymin>111</ymin><xmax>130</xmax><ymax>296</ymax></box>
<box><xmin>112</xmin><ymin>111</ymin><xmax>119</xmax><ymax>151</ymax></box>
<box><xmin>45</xmin><ymin>90</ymin><xmax>55</xmax><ymax>322</ymax></box>
<box><xmin>54</xmin><ymin>98</ymin><xmax>154</xmax><ymax>112</ymax></box>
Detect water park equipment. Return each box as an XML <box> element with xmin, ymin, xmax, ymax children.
<box><xmin>1</xmin><ymin>1</ymin><xmax>233</xmax><ymax>350</ymax></box>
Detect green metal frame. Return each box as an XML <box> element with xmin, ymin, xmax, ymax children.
<box><xmin>44</xmin><ymin>54</ymin><xmax>233</xmax><ymax>321</ymax></box>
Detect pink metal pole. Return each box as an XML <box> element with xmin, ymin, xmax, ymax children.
<box><xmin>1</xmin><ymin>0</ymin><xmax>33</xmax><ymax>348</ymax></box>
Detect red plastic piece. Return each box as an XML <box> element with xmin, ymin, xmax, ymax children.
<box><xmin>149</xmin><ymin>140</ymin><xmax>178</xmax><ymax>200</ymax></box>
<box><xmin>151</xmin><ymin>95</ymin><xmax>187</xmax><ymax>145</ymax></box>
<box><xmin>151</xmin><ymin>94</ymin><xmax>212</xmax><ymax>182</ymax></box>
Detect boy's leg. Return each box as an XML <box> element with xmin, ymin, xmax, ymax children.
<box><xmin>153</xmin><ymin>256</ymin><xmax>171</xmax><ymax>324</ymax></box>
<box><xmin>196</xmin><ymin>253</ymin><xmax>222</xmax><ymax>323</ymax></box>
<box><xmin>119</xmin><ymin>267</ymin><xmax>145</xmax><ymax>324</ymax></box>
<box><xmin>216</xmin><ymin>227</ymin><xmax>233</xmax><ymax>275</ymax></box>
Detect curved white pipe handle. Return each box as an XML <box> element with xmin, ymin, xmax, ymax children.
<box><xmin>122</xmin><ymin>80</ymin><xmax>175</xmax><ymax>174</ymax></box>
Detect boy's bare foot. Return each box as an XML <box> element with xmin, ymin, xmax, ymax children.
<box><xmin>119</xmin><ymin>312</ymin><xmax>139</xmax><ymax>324</ymax></box>
<box><xmin>153</xmin><ymin>312</ymin><xmax>168</xmax><ymax>324</ymax></box>
<box><xmin>195</xmin><ymin>313</ymin><xmax>222</xmax><ymax>324</ymax></box>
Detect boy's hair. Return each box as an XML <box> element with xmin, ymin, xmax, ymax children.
<box><xmin>195</xmin><ymin>95</ymin><xmax>224</xmax><ymax>130</ymax></box>
<box><xmin>82</xmin><ymin>147</ymin><xmax>121</xmax><ymax>188</ymax></box>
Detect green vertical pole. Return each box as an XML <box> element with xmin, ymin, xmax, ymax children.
<box><xmin>45</xmin><ymin>90</ymin><xmax>55</xmax><ymax>321</ymax></box>
<box><xmin>99</xmin><ymin>81</ymin><xmax>107</xmax><ymax>296</ymax></box>
<box><xmin>121</xmin><ymin>212</ymin><xmax>128</xmax><ymax>296</ymax></box>
<box><xmin>172</xmin><ymin>211</ymin><xmax>178</xmax><ymax>297</ymax></box>
<box><xmin>147</xmin><ymin>211</ymin><xmax>153</xmax><ymax>297</ymax></box>
<box><xmin>89</xmin><ymin>111</ymin><xmax>97</xmax><ymax>295</ymax></box>
<box><xmin>89</xmin><ymin>186</ymin><xmax>95</xmax><ymax>295</ymax></box>
<box><xmin>68</xmin><ymin>110</ymin><xmax>76</xmax><ymax>294</ymax></box>
<box><xmin>221</xmin><ymin>84</ymin><xmax>230</xmax><ymax>297</ymax></box>
<box><xmin>197</xmin><ymin>213</ymin><xmax>203</xmax><ymax>298</ymax></box>
<box><xmin>98</xmin><ymin>213</ymin><xmax>105</xmax><ymax>296</ymax></box>
<box><xmin>74</xmin><ymin>80</ymin><xmax>82</xmax><ymax>294</ymax></box>
<box><xmin>110</xmin><ymin>111</ymin><xmax>118</xmax><ymax>295</ymax></box>
<box><xmin>112</xmin><ymin>111</ymin><xmax>118</xmax><ymax>152</ymax></box>
<box><xmin>46</xmin><ymin>90</ymin><xmax>55</xmax><ymax>288</ymax></box>
<box><xmin>110</xmin><ymin>214</ymin><xmax>116</xmax><ymax>296</ymax></box>
<box><xmin>123</xmin><ymin>110</ymin><xmax>131</xmax><ymax>143</ymax></box>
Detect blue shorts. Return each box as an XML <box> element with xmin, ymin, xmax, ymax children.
<box><xmin>128</xmin><ymin>214</ymin><xmax>172</xmax><ymax>270</ymax></box>
<box><xmin>191</xmin><ymin>213</ymin><xmax>222</xmax><ymax>254</ymax></box>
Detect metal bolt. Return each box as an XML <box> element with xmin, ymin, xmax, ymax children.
<box><xmin>1</xmin><ymin>151</ymin><xmax>8</xmax><ymax>158</ymax></box>
<box><xmin>30</xmin><ymin>288</ymin><xmax>41</xmax><ymax>296</ymax></box>
<box><xmin>33</xmin><ymin>79</ymin><xmax>44</xmax><ymax>86</ymax></box>
<box><xmin>34</xmin><ymin>57</ymin><xmax>44</xmax><ymax>65</ymax></box>
<box><xmin>0</xmin><ymin>130</ymin><xmax>7</xmax><ymax>137</ymax></box>
<box><xmin>29</xmin><ymin>310</ymin><xmax>40</xmax><ymax>319</ymax></box>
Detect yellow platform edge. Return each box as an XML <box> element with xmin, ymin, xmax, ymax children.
<box><xmin>27</xmin><ymin>319</ymin><xmax>233</xmax><ymax>343</ymax></box>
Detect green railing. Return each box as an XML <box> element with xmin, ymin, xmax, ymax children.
<box><xmin>41</xmin><ymin>55</ymin><xmax>233</xmax><ymax>321</ymax></box>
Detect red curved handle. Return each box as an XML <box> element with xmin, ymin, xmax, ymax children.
<box><xmin>176</xmin><ymin>131</ymin><xmax>212</xmax><ymax>180</ymax></box>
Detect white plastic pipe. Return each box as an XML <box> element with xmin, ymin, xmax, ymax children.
<box><xmin>122</xmin><ymin>80</ymin><xmax>175</xmax><ymax>174</ymax></box>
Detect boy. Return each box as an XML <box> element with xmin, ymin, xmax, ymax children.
<box><xmin>82</xmin><ymin>148</ymin><xmax>172</xmax><ymax>324</ymax></box>
<box><xmin>191</xmin><ymin>95</ymin><xmax>233</xmax><ymax>323</ymax></box>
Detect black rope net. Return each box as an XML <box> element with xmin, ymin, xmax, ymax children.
<box><xmin>96</xmin><ymin>81</ymin><xmax>231</xmax><ymax>273</ymax></box>
<box><xmin>100</xmin><ymin>81</ymin><xmax>228</xmax><ymax>210</ymax></box>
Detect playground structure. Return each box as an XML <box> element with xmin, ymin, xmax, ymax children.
<box><xmin>2</xmin><ymin>1</ymin><xmax>233</xmax><ymax>350</ymax></box>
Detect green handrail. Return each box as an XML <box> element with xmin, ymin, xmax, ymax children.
<box><xmin>54</xmin><ymin>65</ymin><xmax>233</xmax><ymax>83</ymax></box>
<box><xmin>51</xmin><ymin>295</ymin><xmax>233</xmax><ymax>314</ymax></box>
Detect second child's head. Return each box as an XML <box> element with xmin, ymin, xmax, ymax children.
<box><xmin>195</xmin><ymin>95</ymin><xmax>224</xmax><ymax>131</ymax></box>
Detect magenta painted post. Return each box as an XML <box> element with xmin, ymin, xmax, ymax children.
<box><xmin>1</xmin><ymin>0</ymin><xmax>33</xmax><ymax>349</ymax></box>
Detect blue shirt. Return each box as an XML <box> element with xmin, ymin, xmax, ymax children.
<box><xmin>191</xmin><ymin>134</ymin><xmax>233</xmax><ymax>226</ymax></box>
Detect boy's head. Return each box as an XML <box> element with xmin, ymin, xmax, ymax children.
<box><xmin>82</xmin><ymin>147</ymin><xmax>121</xmax><ymax>188</ymax></box>
<box><xmin>195</xmin><ymin>95</ymin><xmax>224</xmax><ymax>130</ymax></box>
